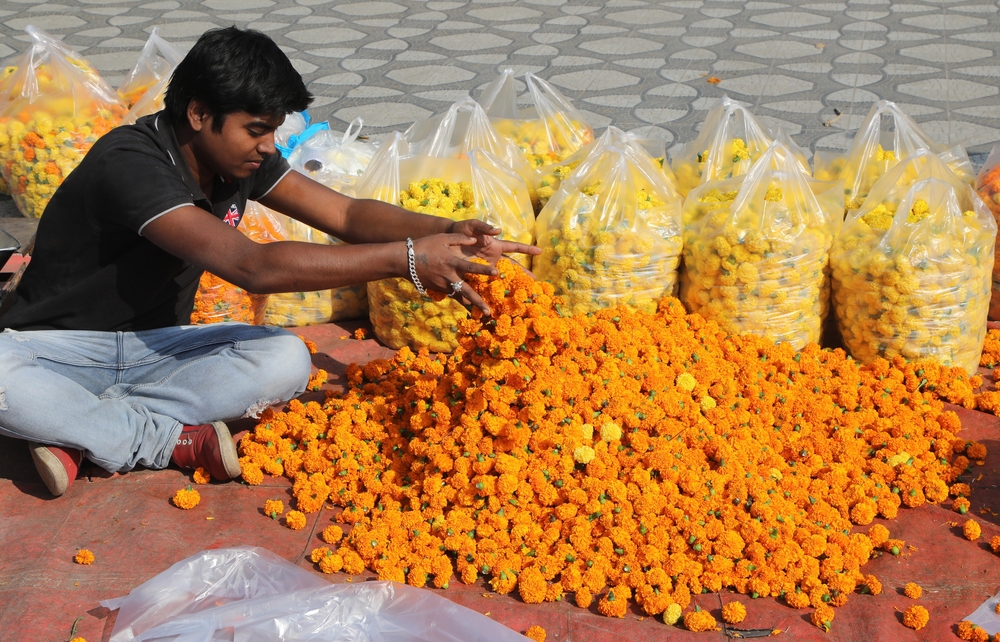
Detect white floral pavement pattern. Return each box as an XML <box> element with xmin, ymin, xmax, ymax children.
<box><xmin>1</xmin><ymin>0</ymin><xmax>999</xmax><ymax>159</ymax></box>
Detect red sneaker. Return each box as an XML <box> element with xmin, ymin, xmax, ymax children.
<box><xmin>171</xmin><ymin>421</ymin><xmax>241</xmax><ymax>481</ymax></box>
<box><xmin>29</xmin><ymin>443</ymin><xmax>83</xmax><ymax>497</ymax></box>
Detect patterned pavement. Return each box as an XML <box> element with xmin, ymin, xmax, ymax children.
<box><xmin>1</xmin><ymin>0</ymin><xmax>999</xmax><ymax>165</ymax></box>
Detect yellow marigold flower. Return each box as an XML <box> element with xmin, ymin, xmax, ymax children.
<box><xmin>573</xmin><ymin>445</ymin><xmax>595</xmax><ymax>464</ymax></box>
<box><xmin>903</xmin><ymin>582</ymin><xmax>922</xmax><ymax>599</ymax></box>
<box><xmin>192</xmin><ymin>467</ymin><xmax>211</xmax><ymax>485</ymax></box>
<box><xmin>676</xmin><ymin>373</ymin><xmax>697</xmax><ymax>392</ymax></box>
<box><xmin>599</xmin><ymin>421</ymin><xmax>622</xmax><ymax>442</ymax></box>
<box><xmin>264</xmin><ymin>499</ymin><xmax>284</xmax><ymax>519</ymax></box>
<box><xmin>285</xmin><ymin>510</ymin><xmax>307</xmax><ymax>531</ymax></box>
<box><xmin>684</xmin><ymin>606</ymin><xmax>719</xmax><ymax>632</ymax></box>
<box><xmin>581</xmin><ymin>423</ymin><xmax>594</xmax><ymax>441</ymax></box>
<box><xmin>700</xmin><ymin>396</ymin><xmax>717</xmax><ymax>411</ymax></box>
<box><xmin>964</xmin><ymin>519</ymin><xmax>982</xmax><ymax>541</ymax></box>
<box><xmin>172</xmin><ymin>487</ymin><xmax>200</xmax><ymax>510</ymax></box>
<box><xmin>811</xmin><ymin>604</ymin><xmax>834</xmax><ymax>632</ymax></box>
<box><xmin>722</xmin><ymin>601</ymin><xmax>746</xmax><ymax>624</ymax></box>
<box><xmin>74</xmin><ymin>549</ymin><xmax>95</xmax><ymax>565</ymax></box>
<box><xmin>902</xmin><ymin>605</ymin><xmax>928</xmax><ymax>631</ymax></box>
<box><xmin>525</xmin><ymin>625</ymin><xmax>546</xmax><ymax>642</ymax></box>
<box><xmin>321</xmin><ymin>525</ymin><xmax>344</xmax><ymax>544</ymax></box>
<box><xmin>664</xmin><ymin>602</ymin><xmax>683</xmax><ymax>625</ymax></box>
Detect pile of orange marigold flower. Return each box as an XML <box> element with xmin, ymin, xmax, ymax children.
<box><xmin>239</xmin><ymin>258</ymin><xmax>986</xmax><ymax>621</ymax></box>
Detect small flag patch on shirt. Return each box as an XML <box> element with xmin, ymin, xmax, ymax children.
<box><xmin>223</xmin><ymin>203</ymin><xmax>241</xmax><ymax>227</ymax></box>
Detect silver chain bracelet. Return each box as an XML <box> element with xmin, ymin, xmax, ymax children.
<box><xmin>405</xmin><ymin>237</ymin><xmax>427</xmax><ymax>296</ymax></box>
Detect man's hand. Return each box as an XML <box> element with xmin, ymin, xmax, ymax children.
<box><xmin>411</xmin><ymin>234</ymin><xmax>499</xmax><ymax>315</ymax></box>
<box><xmin>448</xmin><ymin>219</ymin><xmax>542</xmax><ymax>265</ymax></box>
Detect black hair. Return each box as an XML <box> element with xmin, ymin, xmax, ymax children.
<box><xmin>164</xmin><ymin>26</ymin><xmax>312</xmax><ymax>130</ymax></box>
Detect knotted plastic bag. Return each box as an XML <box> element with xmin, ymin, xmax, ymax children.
<box><xmin>101</xmin><ymin>546</ymin><xmax>526</xmax><ymax>642</ymax></box>
<box><xmin>534</xmin><ymin>133</ymin><xmax>683</xmax><ymax>316</ymax></box>
<box><xmin>479</xmin><ymin>68</ymin><xmax>594</xmax><ymax>210</ymax></box>
<box><xmin>831</xmin><ymin>153</ymin><xmax>994</xmax><ymax>374</ymax></box>
<box><xmin>117</xmin><ymin>27</ymin><xmax>184</xmax><ymax>109</ymax></box>
<box><xmin>976</xmin><ymin>145</ymin><xmax>1000</xmax><ymax>320</ymax></box>
<box><xmin>814</xmin><ymin>100</ymin><xmax>974</xmax><ymax>212</ymax></box>
<box><xmin>356</xmin><ymin>132</ymin><xmax>534</xmax><ymax>351</ymax></box>
<box><xmin>289</xmin><ymin>117</ymin><xmax>377</xmax><ymax>186</ymax></box>
<box><xmin>671</xmin><ymin>95</ymin><xmax>806</xmax><ymax>197</ymax></box>
<box><xmin>190</xmin><ymin>206</ymin><xmax>277</xmax><ymax>325</ymax></box>
<box><xmin>681</xmin><ymin>141</ymin><xmax>842</xmax><ymax>349</ymax></box>
<box><xmin>0</xmin><ymin>26</ymin><xmax>127</xmax><ymax>218</ymax></box>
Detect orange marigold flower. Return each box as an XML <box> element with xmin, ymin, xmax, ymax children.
<box><xmin>518</xmin><ymin>567</ymin><xmax>548</xmax><ymax>605</ymax></box>
<box><xmin>310</xmin><ymin>546</ymin><xmax>330</xmax><ymax>563</ymax></box>
<box><xmin>883</xmin><ymin>539</ymin><xmax>905</xmax><ymax>556</ymax></box>
<box><xmin>867</xmin><ymin>524</ymin><xmax>890</xmax><ymax>548</ymax></box>
<box><xmin>964</xmin><ymin>519</ymin><xmax>982</xmax><ymax>541</ymax></box>
<box><xmin>74</xmin><ymin>549</ymin><xmax>95</xmax><ymax>565</ymax></box>
<box><xmin>354</xmin><ymin>328</ymin><xmax>367</xmax><ymax>340</ymax></box>
<box><xmin>811</xmin><ymin>604</ymin><xmax>834</xmax><ymax>632</ymax></box>
<box><xmin>307</xmin><ymin>369</ymin><xmax>328</xmax><ymax>391</ymax></box>
<box><xmin>954</xmin><ymin>497</ymin><xmax>971</xmax><ymax>514</ymax></box>
<box><xmin>862</xmin><ymin>575</ymin><xmax>882</xmax><ymax>595</ymax></box>
<box><xmin>240</xmin><ymin>459</ymin><xmax>264</xmax><ymax>485</ymax></box>
<box><xmin>575</xmin><ymin>587</ymin><xmax>593</xmax><ymax>609</ymax></box>
<box><xmin>321</xmin><ymin>525</ymin><xmax>344</xmax><ymax>544</ymax></box>
<box><xmin>903</xmin><ymin>582</ymin><xmax>922</xmax><ymax>599</ymax></box>
<box><xmin>902</xmin><ymin>605</ymin><xmax>928</xmax><ymax>630</ymax></box>
<box><xmin>285</xmin><ymin>510</ymin><xmax>307</xmax><ymax>530</ymax></box>
<box><xmin>722</xmin><ymin>601</ymin><xmax>747</xmax><ymax>624</ymax></box>
<box><xmin>525</xmin><ymin>625</ymin><xmax>546</xmax><ymax>642</ymax></box>
<box><xmin>192</xmin><ymin>467</ymin><xmax>211</xmax><ymax>485</ymax></box>
<box><xmin>172</xmin><ymin>486</ymin><xmax>201</xmax><ymax>510</ymax></box>
<box><xmin>684</xmin><ymin>606</ymin><xmax>719</xmax><ymax>632</ymax></box>
<box><xmin>318</xmin><ymin>551</ymin><xmax>344</xmax><ymax>574</ymax></box>
<box><xmin>264</xmin><ymin>499</ymin><xmax>284</xmax><ymax>519</ymax></box>
<box><xmin>958</xmin><ymin>620</ymin><xmax>988</xmax><ymax>641</ymax></box>
<box><xmin>597</xmin><ymin>585</ymin><xmax>631</xmax><ymax>618</ymax></box>
<box><xmin>967</xmin><ymin>442</ymin><xmax>987</xmax><ymax>461</ymax></box>
<box><xmin>69</xmin><ymin>638</ymin><xmax>86</xmax><ymax>642</ymax></box>
<box><xmin>299</xmin><ymin>337</ymin><xmax>318</xmax><ymax>354</ymax></box>
<box><xmin>990</xmin><ymin>535</ymin><xmax>1000</xmax><ymax>553</ymax></box>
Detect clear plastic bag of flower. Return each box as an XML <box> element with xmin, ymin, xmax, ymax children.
<box><xmin>0</xmin><ymin>65</ymin><xmax>16</xmax><ymax>195</ymax></box>
<box><xmin>101</xmin><ymin>546</ymin><xmax>524</xmax><ymax>642</ymax></box>
<box><xmin>814</xmin><ymin>100</ymin><xmax>974</xmax><ymax>212</ymax></box>
<box><xmin>190</xmin><ymin>206</ymin><xmax>278</xmax><ymax>325</ymax></box>
<box><xmin>831</xmin><ymin>151</ymin><xmax>995</xmax><ymax>374</ymax></box>
<box><xmin>535</xmin><ymin>127</ymin><xmax>679</xmax><ymax>212</ymax></box>
<box><xmin>976</xmin><ymin>145</ymin><xmax>1000</xmax><ymax>320</ymax></box>
<box><xmin>357</xmin><ymin>132</ymin><xmax>534</xmax><ymax>351</ymax></box>
<box><xmin>289</xmin><ymin>117</ymin><xmax>378</xmax><ymax>184</ymax></box>
<box><xmin>534</xmin><ymin>129</ymin><xmax>683</xmax><ymax>316</ymax></box>
<box><xmin>0</xmin><ymin>25</ymin><xmax>127</xmax><ymax>218</ymax></box>
<box><xmin>479</xmin><ymin>68</ymin><xmax>595</xmax><ymax>209</ymax></box>
<box><xmin>117</xmin><ymin>28</ymin><xmax>184</xmax><ymax>109</ymax></box>
<box><xmin>681</xmin><ymin>140</ymin><xmax>842</xmax><ymax>349</ymax></box>
<box><xmin>671</xmin><ymin>95</ymin><xmax>806</xmax><ymax>198</ymax></box>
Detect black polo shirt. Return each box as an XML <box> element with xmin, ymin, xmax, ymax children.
<box><xmin>0</xmin><ymin>111</ymin><xmax>290</xmax><ymax>332</ymax></box>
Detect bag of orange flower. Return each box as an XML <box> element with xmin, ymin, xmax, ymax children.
<box><xmin>0</xmin><ymin>25</ymin><xmax>127</xmax><ymax>218</ymax></box>
<box><xmin>831</xmin><ymin>150</ymin><xmax>995</xmax><ymax>374</ymax></box>
<box><xmin>976</xmin><ymin>145</ymin><xmax>1000</xmax><ymax>320</ymax></box>
<box><xmin>478</xmin><ymin>68</ymin><xmax>595</xmax><ymax>211</ymax></box>
<box><xmin>814</xmin><ymin>100</ymin><xmax>974</xmax><ymax>215</ymax></box>
<box><xmin>534</xmin><ymin>126</ymin><xmax>683</xmax><ymax>316</ymax></box>
<box><xmin>671</xmin><ymin>95</ymin><xmax>808</xmax><ymax>198</ymax></box>
<box><xmin>681</xmin><ymin>139</ymin><xmax>842</xmax><ymax>350</ymax></box>
<box><xmin>190</xmin><ymin>205</ymin><xmax>278</xmax><ymax>325</ymax></box>
<box><xmin>0</xmin><ymin>65</ymin><xmax>17</xmax><ymax>195</ymax></box>
<box><xmin>117</xmin><ymin>27</ymin><xmax>184</xmax><ymax>111</ymax></box>
<box><xmin>356</xmin><ymin>132</ymin><xmax>534</xmax><ymax>352</ymax></box>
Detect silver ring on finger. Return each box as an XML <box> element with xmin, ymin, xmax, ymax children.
<box><xmin>449</xmin><ymin>280</ymin><xmax>464</xmax><ymax>298</ymax></box>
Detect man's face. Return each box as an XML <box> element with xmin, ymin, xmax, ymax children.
<box><xmin>191</xmin><ymin>110</ymin><xmax>284</xmax><ymax>181</ymax></box>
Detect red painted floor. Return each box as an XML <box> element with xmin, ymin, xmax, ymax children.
<box><xmin>2</xmin><ymin>319</ymin><xmax>999</xmax><ymax>641</ymax></box>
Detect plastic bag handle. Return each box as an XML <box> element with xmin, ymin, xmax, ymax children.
<box><xmin>341</xmin><ymin>117</ymin><xmax>364</xmax><ymax>145</ymax></box>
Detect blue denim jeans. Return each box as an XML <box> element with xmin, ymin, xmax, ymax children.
<box><xmin>0</xmin><ymin>323</ymin><xmax>311</xmax><ymax>473</ymax></box>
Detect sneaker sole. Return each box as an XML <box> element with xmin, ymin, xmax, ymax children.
<box><xmin>211</xmin><ymin>421</ymin><xmax>242</xmax><ymax>479</ymax></box>
<box><xmin>28</xmin><ymin>443</ymin><xmax>69</xmax><ymax>497</ymax></box>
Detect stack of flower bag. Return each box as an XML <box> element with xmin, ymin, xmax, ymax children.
<box><xmin>681</xmin><ymin>140</ymin><xmax>842</xmax><ymax>350</ymax></box>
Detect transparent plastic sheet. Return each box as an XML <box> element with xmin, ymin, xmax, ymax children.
<box><xmin>534</xmin><ymin>132</ymin><xmax>683</xmax><ymax>316</ymax></box>
<box><xmin>965</xmin><ymin>589</ymin><xmax>1000</xmax><ymax>637</ymax></box>
<box><xmin>535</xmin><ymin>128</ymin><xmax>678</xmax><ymax>212</ymax></box>
<box><xmin>479</xmin><ymin>68</ymin><xmax>594</xmax><ymax>209</ymax></box>
<box><xmin>289</xmin><ymin>117</ymin><xmax>378</xmax><ymax>183</ymax></box>
<box><xmin>0</xmin><ymin>25</ymin><xmax>127</xmax><ymax>218</ymax></box>
<box><xmin>814</xmin><ymin>100</ymin><xmax>975</xmax><ymax>212</ymax></box>
<box><xmin>100</xmin><ymin>547</ymin><xmax>527</xmax><ymax>642</ymax></box>
<box><xmin>976</xmin><ymin>145</ymin><xmax>1000</xmax><ymax>320</ymax></box>
<box><xmin>680</xmin><ymin>140</ymin><xmax>842</xmax><ymax>350</ymax></box>
<box><xmin>357</xmin><ymin>135</ymin><xmax>534</xmax><ymax>351</ymax></box>
<box><xmin>670</xmin><ymin>95</ymin><xmax>807</xmax><ymax>198</ymax></box>
<box><xmin>831</xmin><ymin>153</ymin><xmax>995</xmax><ymax>374</ymax></box>
<box><xmin>117</xmin><ymin>28</ymin><xmax>184</xmax><ymax>109</ymax></box>
<box><xmin>190</xmin><ymin>207</ymin><xmax>274</xmax><ymax>325</ymax></box>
